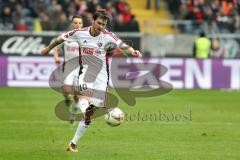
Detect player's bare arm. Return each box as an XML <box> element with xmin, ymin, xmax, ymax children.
<box><xmin>41</xmin><ymin>36</ymin><xmax>64</xmax><ymax>56</ymax></box>
<box><xmin>119</xmin><ymin>43</ymin><xmax>142</xmax><ymax>57</ymax></box>
<box><xmin>53</xmin><ymin>47</ymin><xmax>61</xmax><ymax>64</ymax></box>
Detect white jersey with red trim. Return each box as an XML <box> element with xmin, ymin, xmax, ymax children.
<box><xmin>56</xmin><ymin>40</ymin><xmax>80</xmax><ymax>86</ymax></box>
<box><xmin>61</xmin><ymin>27</ymin><xmax>123</xmax><ymax>107</ymax></box>
<box><xmin>61</xmin><ymin>27</ymin><xmax>123</xmax><ymax>83</ymax></box>
<box><xmin>62</xmin><ymin>27</ymin><xmax>122</xmax><ymax>74</ymax></box>
<box><xmin>58</xmin><ymin>41</ymin><xmax>79</xmax><ymax>62</ymax></box>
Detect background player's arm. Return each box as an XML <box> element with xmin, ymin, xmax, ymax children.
<box><xmin>53</xmin><ymin>48</ymin><xmax>61</xmax><ymax>64</ymax></box>
<box><xmin>53</xmin><ymin>43</ymin><xmax>64</xmax><ymax>64</ymax></box>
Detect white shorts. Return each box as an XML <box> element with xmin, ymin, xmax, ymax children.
<box><xmin>73</xmin><ymin>67</ymin><xmax>108</xmax><ymax>107</ymax></box>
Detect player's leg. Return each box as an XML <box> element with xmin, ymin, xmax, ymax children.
<box><xmin>64</xmin><ymin>69</ymin><xmax>80</xmax><ymax>124</ymax></box>
<box><xmin>67</xmin><ymin>71</ymin><xmax>107</xmax><ymax>152</ymax></box>
<box><xmin>72</xmin><ymin>100</ymin><xmax>96</xmax><ymax>141</ymax></box>
<box><xmin>69</xmin><ymin>94</ymin><xmax>79</xmax><ymax>124</ymax></box>
<box><xmin>62</xmin><ymin>69</ymin><xmax>76</xmax><ymax>107</ymax></box>
<box><xmin>62</xmin><ymin>85</ymin><xmax>72</xmax><ymax>107</ymax></box>
<box><xmin>67</xmin><ymin>96</ymin><xmax>96</xmax><ymax>152</ymax></box>
<box><xmin>67</xmin><ymin>82</ymin><xmax>99</xmax><ymax>151</ymax></box>
<box><xmin>67</xmin><ymin>119</ymin><xmax>87</xmax><ymax>152</ymax></box>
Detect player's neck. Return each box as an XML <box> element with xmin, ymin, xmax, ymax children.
<box><xmin>89</xmin><ymin>26</ymin><xmax>100</xmax><ymax>37</ymax></box>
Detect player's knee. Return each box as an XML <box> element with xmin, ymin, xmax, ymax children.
<box><xmin>90</xmin><ymin>98</ymin><xmax>104</xmax><ymax>108</ymax></box>
<box><xmin>84</xmin><ymin>104</ymin><xmax>97</xmax><ymax>125</ymax></box>
<box><xmin>62</xmin><ymin>85</ymin><xmax>72</xmax><ymax>95</ymax></box>
<box><xmin>78</xmin><ymin>98</ymin><xmax>89</xmax><ymax>113</ymax></box>
<box><xmin>85</xmin><ymin>104</ymin><xmax>96</xmax><ymax>114</ymax></box>
<box><xmin>73</xmin><ymin>95</ymin><xmax>79</xmax><ymax>102</ymax></box>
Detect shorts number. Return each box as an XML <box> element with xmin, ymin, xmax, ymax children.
<box><xmin>79</xmin><ymin>83</ymin><xmax>87</xmax><ymax>91</ymax></box>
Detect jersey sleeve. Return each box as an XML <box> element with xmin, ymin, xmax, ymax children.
<box><xmin>106</xmin><ymin>32</ymin><xmax>123</xmax><ymax>48</ymax></box>
<box><xmin>61</xmin><ymin>29</ymin><xmax>80</xmax><ymax>42</ymax></box>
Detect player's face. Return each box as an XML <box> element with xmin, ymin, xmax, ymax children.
<box><xmin>71</xmin><ymin>18</ymin><xmax>83</xmax><ymax>29</ymax></box>
<box><xmin>92</xmin><ymin>18</ymin><xmax>107</xmax><ymax>34</ymax></box>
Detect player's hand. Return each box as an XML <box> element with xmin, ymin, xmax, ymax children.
<box><xmin>41</xmin><ymin>47</ymin><xmax>50</xmax><ymax>56</ymax></box>
<box><xmin>132</xmin><ymin>50</ymin><xmax>142</xmax><ymax>57</ymax></box>
<box><xmin>55</xmin><ymin>59</ymin><xmax>62</xmax><ymax>65</ymax></box>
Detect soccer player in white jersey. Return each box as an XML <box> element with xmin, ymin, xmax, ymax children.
<box><xmin>47</xmin><ymin>15</ymin><xmax>83</xmax><ymax>124</ymax></box>
<box><xmin>41</xmin><ymin>9</ymin><xmax>142</xmax><ymax>152</ymax></box>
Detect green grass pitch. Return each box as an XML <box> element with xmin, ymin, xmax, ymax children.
<box><xmin>0</xmin><ymin>87</ymin><xmax>240</xmax><ymax>160</ymax></box>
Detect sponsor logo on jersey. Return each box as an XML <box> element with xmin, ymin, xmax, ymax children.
<box><xmin>83</xmin><ymin>48</ymin><xmax>94</xmax><ymax>55</ymax></box>
<box><xmin>82</xmin><ymin>48</ymin><xmax>101</xmax><ymax>55</ymax></box>
<box><xmin>66</xmin><ymin>46</ymin><xmax>78</xmax><ymax>52</ymax></box>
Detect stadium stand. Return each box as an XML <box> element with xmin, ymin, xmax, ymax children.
<box><xmin>1</xmin><ymin>0</ymin><xmax>239</xmax><ymax>35</ymax></box>
<box><xmin>0</xmin><ymin>0</ymin><xmax>140</xmax><ymax>32</ymax></box>
<box><xmin>166</xmin><ymin>0</ymin><xmax>240</xmax><ymax>34</ymax></box>
<box><xmin>127</xmin><ymin>0</ymin><xmax>176</xmax><ymax>34</ymax></box>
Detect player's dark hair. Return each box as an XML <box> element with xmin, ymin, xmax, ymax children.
<box><xmin>93</xmin><ymin>9</ymin><xmax>110</xmax><ymax>21</ymax></box>
<box><xmin>71</xmin><ymin>15</ymin><xmax>82</xmax><ymax>21</ymax></box>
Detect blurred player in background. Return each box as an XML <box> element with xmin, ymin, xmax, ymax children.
<box><xmin>51</xmin><ymin>15</ymin><xmax>83</xmax><ymax>124</ymax></box>
<box><xmin>41</xmin><ymin>9</ymin><xmax>142</xmax><ymax>152</ymax></box>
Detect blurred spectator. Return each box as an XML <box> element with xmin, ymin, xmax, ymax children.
<box><xmin>87</xmin><ymin>0</ymin><xmax>100</xmax><ymax>13</ymax></box>
<box><xmin>105</xmin><ymin>1</ymin><xmax>117</xmax><ymax>31</ymax></box>
<box><xmin>55</xmin><ymin>13</ymin><xmax>69</xmax><ymax>31</ymax></box>
<box><xmin>99</xmin><ymin>0</ymin><xmax>109</xmax><ymax>7</ymax></box>
<box><xmin>15</xmin><ymin>18</ymin><xmax>28</xmax><ymax>31</ymax></box>
<box><xmin>129</xmin><ymin>15</ymin><xmax>140</xmax><ymax>32</ymax></box>
<box><xmin>203</xmin><ymin>5</ymin><xmax>214</xmax><ymax>26</ymax></box>
<box><xmin>0</xmin><ymin>6</ymin><xmax>14</xmax><ymax>30</ymax></box>
<box><xmin>5</xmin><ymin>0</ymin><xmax>18</xmax><ymax>11</ymax></box>
<box><xmin>121</xmin><ymin>9</ymin><xmax>132</xmax><ymax>24</ymax></box>
<box><xmin>210</xmin><ymin>38</ymin><xmax>226</xmax><ymax>58</ymax></box>
<box><xmin>116</xmin><ymin>0</ymin><xmax>129</xmax><ymax>13</ymax></box>
<box><xmin>76</xmin><ymin>0</ymin><xmax>88</xmax><ymax>15</ymax></box>
<box><xmin>114</xmin><ymin>14</ymin><xmax>126</xmax><ymax>32</ymax></box>
<box><xmin>193</xmin><ymin>32</ymin><xmax>211</xmax><ymax>58</ymax></box>
<box><xmin>57</xmin><ymin>0</ymin><xmax>71</xmax><ymax>15</ymax></box>
<box><xmin>33</xmin><ymin>18</ymin><xmax>42</xmax><ymax>32</ymax></box>
<box><xmin>0</xmin><ymin>0</ymin><xmax>139</xmax><ymax>32</ymax></box>
<box><xmin>167</xmin><ymin>0</ymin><xmax>182</xmax><ymax>19</ymax></box>
<box><xmin>167</xmin><ymin>0</ymin><xmax>240</xmax><ymax>33</ymax></box>
<box><xmin>81</xmin><ymin>12</ymin><xmax>93</xmax><ymax>27</ymax></box>
<box><xmin>40</xmin><ymin>13</ymin><xmax>54</xmax><ymax>31</ymax></box>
